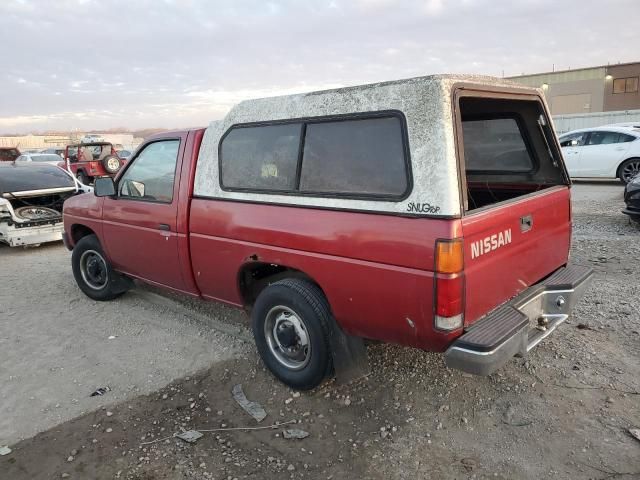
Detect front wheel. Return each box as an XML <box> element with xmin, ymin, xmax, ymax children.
<box><xmin>71</xmin><ymin>234</ymin><xmax>130</xmax><ymax>301</ymax></box>
<box><xmin>619</xmin><ymin>158</ymin><xmax>640</xmax><ymax>184</ymax></box>
<box><xmin>252</xmin><ymin>279</ymin><xmax>333</xmax><ymax>390</ymax></box>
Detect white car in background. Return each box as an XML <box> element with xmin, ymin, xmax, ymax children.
<box><xmin>558</xmin><ymin>126</ymin><xmax>640</xmax><ymax>184</ymax></box>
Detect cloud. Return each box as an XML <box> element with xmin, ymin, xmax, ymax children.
<box><xmin>0</xmin><ymin>0</ymin><xmax>638</xmax><ymax>132</ymax></box>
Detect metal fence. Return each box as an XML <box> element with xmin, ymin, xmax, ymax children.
<box><xmin>552</xmin><ymin>109</ymin><xmax>640</xmax><ymax>134</ymax></box>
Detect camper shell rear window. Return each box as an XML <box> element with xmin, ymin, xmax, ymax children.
<box><xmin>458</xmin><ymin>95</ymin><xmax>568</xmax><ymax>213</ymax></box>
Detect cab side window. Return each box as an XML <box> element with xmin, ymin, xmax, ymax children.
<box><xmin>119</xmin><ymin>140</ymin><xmax>180</xmax><ymax>203</ymax></box>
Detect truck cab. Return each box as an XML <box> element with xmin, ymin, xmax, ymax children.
<box><xmin>63</xmin><ymin>74</ymin><xmax>592</xmax><ymax>389</ymax></box>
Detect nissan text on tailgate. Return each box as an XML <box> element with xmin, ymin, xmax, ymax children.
<box><xmin>62</xmin><ymin>75</ymin><xmax>593</xmax><ymax>390</ymax></box>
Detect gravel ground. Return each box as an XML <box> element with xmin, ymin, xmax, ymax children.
<box><xmin>0</xmin><ymin>244</ymin><xmax>248</xmax><ymax>447</ymax></box>
<box><xmin>2</xmin><ymin>182</ymin><xmax>639</xmax><ymax>480</ymax></box>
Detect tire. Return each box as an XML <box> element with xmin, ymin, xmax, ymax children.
<box><xmin>76</xmin><ymin>170</ymin><xmax>90</xmax><ymax>185</ymax></box>
<box><xmin>14</xmin><ymin>206</ymin><xmax>60</xmax><ymax>221</ymax></box>
<box><xmin>618</xmin><ymin>158</ymin><xmax>640</xmax><ymax>184</ymax></box>
<box><xmin>71</xmin><ymin>234</ymin><xmax>130</xmax><ymax>301</ymax></box>
<box><xmin>251</xmin><ymin>279</ymin><xmax>333</xmax><ymax>390</ymax></box>
<box><xmin>102</xmin><ymin>155</ymin><xmax>121</xmax><ymax>174</ymax></box>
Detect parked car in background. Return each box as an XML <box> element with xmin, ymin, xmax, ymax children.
<box><xmin>64</xmin><ymin>75</ymin><xmax>592</xmax><ymax>390</ymax></box>
<box><xmin>0</xmin><ymin>147</ymin><xmax>20</xmax><ymax>162</ymax></box>
<box><xmin>558</xmin><ymin>126</ymin><xmax>640</xmax><ymax>183</ymax></box>
<box><xmin>64</xmin><ymin>142</ymin><xmax>124</xmax><ymax>184</ymax></box>
<box><xmin>0</xmin><ymin>162</ymin><xmax>91</xmax><ymax>247</ymax></box>
<box><xmin>20</xmin><ymin>148</ymin><xmax>42</xmax><ymax>154</ymax></box>
<box><xmin>622</xmin><ymin>173</ymin><xmax>640</xmax><ymax>223</ymax></box>
<box><xmin>40</xmin><ymin>147</ymin><xmax>65</xmax><ymax>157</ymax></box>
<box><xmin>116</xmin><ymin>149</ymin><xmax>132</xmax><ymax>160</ymax></box>
<box><xmin>15</xmin><ymin>153</ymin><xmax>65</xmax><ymax>166</ymax></box>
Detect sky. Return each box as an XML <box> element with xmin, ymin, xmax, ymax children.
<box><xmin>1</xmin><ymin>0</ymin><xmax>639</xmax><ymax>134</ymax></box>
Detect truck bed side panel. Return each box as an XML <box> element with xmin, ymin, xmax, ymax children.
<box><xmin>188</xmin><ymin>198</ymin><xmax>462</xmax><ymax>351</ymax></box>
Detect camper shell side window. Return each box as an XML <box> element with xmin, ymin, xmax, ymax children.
<box><xmin>218</xmin><ymin>111</ymin><xmax>412</xmax><ymax>201</ymax></box>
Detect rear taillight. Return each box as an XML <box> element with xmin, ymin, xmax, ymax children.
<box><xmin>434</xmin><ymin>239</ymin><xmax>464</xmax><ymax>331</ymax></box>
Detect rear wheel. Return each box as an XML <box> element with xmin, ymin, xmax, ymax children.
<box><xmin>71</xmin><ymin>234</ymin><xmax>130</xmax><ymax>301</ymax></box>
<box><xmin>619</xmin><ymin>158</ymin><xmax>640</xmax><ymax>184</ymax></box>
<box><xmin>76</xmin><ymin>170</ymin><xmax>90</xmax><ymax>185</ymax></box>
<box><xmin>251</xmin><ymin>279</ymin><xmax>333</xmax><ymax>390</ymax></box>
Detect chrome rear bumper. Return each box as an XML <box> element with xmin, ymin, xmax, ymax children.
<box><xmin>444</xmin><ymin>264</ymin><xmax>593</xmax><ymax>376</ymax></box>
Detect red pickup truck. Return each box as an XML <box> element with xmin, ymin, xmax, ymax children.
<box><xmin>63</xmin><ymin>75</ymin><xmax>593</xmax><ymax>389</ymax></box>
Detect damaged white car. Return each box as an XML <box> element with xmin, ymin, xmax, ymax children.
<box><xmin>0</xmin><ymin>162</ymin><xmax>91</xmax><ymax>247</ymax></box>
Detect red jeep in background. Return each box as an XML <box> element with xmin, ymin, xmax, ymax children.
<box><xmin>63</xmin><ymin>75</ymin><xmax>593</xmax><ymax>390</ymax></box>
<box><xmin>63</xmin><ymin>142</ymin><xmax>124</xmax><ymax>184</ymax></box>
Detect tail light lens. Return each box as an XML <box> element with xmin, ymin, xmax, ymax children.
<box><xmin>435</xmin><ymin>239</ymin><xmax>464</xmax><ymax>273</ymax></box>
<box><xmin>434</xmin><ymin>239</ymin><xmax>464</xmax><ymax>331</ymax></box>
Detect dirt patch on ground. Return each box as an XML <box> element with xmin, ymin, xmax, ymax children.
<box><xmin>3</xmin><ymin>184</ymin><xmax>640</xmax><ymax>479</ymax></box>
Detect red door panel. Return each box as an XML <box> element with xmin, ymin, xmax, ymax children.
<box><xmin>101</xmin><ymin>134</ymin><xmax>188</xmax><ymax>292</ymax></box>
<box><xmin>102</xmin><ymin>201</ymin><xmax>184</xmax><ymax>290</ymax></box>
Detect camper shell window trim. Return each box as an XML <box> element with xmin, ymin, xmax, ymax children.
<box><xmin>451</xmin><ymin>84</ymin><xmax>571</xmax><ymax>216</ymax></box>
<box><xmin>217</xmin><ymin>110</ymin><xmax>413</xmax><ymax>202</ymax></box>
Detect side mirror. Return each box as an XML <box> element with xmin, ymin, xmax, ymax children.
<box><xmin>571</xmin><ymin>139</ymin><xmax>579</xmax><ymax>146</ymax></box>
<box><xmin>94</xmin><ymin>177</ymin><xmax>116</xmax><ymax>197</ymax></box>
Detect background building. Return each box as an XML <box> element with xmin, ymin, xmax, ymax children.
<box><xmin>508</xmin><ymin>61</ymin><xmax>640</xmax><ymax>133</ymax></box>
<box><xmin>0</xmin><ymin>133</ymin><xmax>142</xmax><ymax>151</ymax></box>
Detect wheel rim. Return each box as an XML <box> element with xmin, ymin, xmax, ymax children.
<box><xmin>264</xmin><ymin>306</ymin><xmax>311</xmax><ymax>370</ymax></box>
<box><xmin>79</xmin><ymin>249</ymin><xmax>108</xmax><ymax>290</ymax></box>
<box><xmin>622</xmin><ymin>160</ymin><xmax>640</xmax><ymax>183</ymax></box>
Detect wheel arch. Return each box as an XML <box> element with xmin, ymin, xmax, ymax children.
<box><xmin>237</xmin><ymin>261</ymin><xmax>327</xmax><ymax>311</ymax></box>
<box><xmin>75</xmin><ymin>167</ymin><xmax>90</xmax><ymax>178</ymax></box>
<box><xmin>70</xmin><ymin>223</ymin><xmax>96</xmax><ymax>245</ymax></box>
<box><xmin>616</xmin><ymin>157</ymin><xmax>640</xmax><ymax>180</ymax></box>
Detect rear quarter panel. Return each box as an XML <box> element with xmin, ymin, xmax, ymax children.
<box><xmin>189</xmin><ymin>199</ymin><xmax>462</xmax><ymax>351</ymax></box>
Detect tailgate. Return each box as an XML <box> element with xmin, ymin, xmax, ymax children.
<box><xmin>461</xmin><ymin>186</ymin><xmax>571</xmax><ymax>325</ymax></box>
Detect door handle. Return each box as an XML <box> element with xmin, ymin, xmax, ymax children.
<box><xmin>158</xmin><ymin>223</ymin><xmax>170</xmax><ymax>231</ymax></box>
<box><xmin>520</xmin><ymin>214</ymin><xmax>533</xmax><ymax>233</ymax></box>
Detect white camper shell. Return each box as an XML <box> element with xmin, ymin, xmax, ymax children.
<box><xmin>195</xmin><ymin>74</ymin><xmax>570</xmax><ymax>217</ymax></box>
